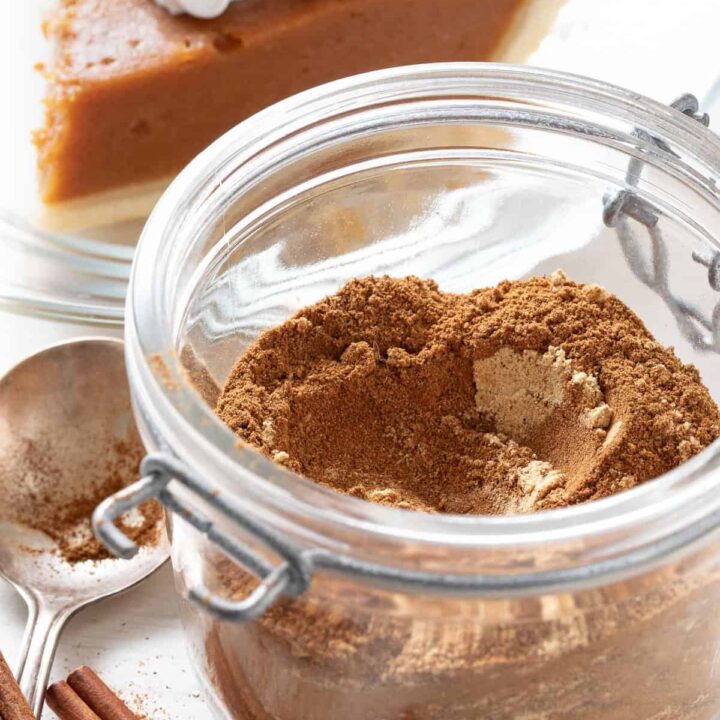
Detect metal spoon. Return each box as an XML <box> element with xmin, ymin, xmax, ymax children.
<box><xmin>0</xmin><ymin>338</ymin><xmax>168</xmax><ymax>716</ymax></box>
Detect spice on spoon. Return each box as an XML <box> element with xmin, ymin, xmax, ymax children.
<box><xmin>0</xmin><ymin>650</ymin><xmax>35</xmax><ymax>720</ymax></box>
<box><xmin>1</xmin><ymin>436</ymin><xmax>161</xmax><ymax>565</ymax></box>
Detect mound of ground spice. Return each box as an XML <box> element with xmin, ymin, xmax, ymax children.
<box><xmin>217</xmin><ymin>272</ymin><xmax>720</xmax><ymax>513</ymax></box>
<box><xmin>202</xmin><ymin>273</ymin><xmax>720</xmax><ymax>720</ymax></box>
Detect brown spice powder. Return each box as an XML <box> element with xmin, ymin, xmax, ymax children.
<box><xmin>0</xmin><ymin>435</ymin><xmax>161</xmax><ymax>565</ymax></box>
<box><xmin>203</xmin><ymin>273</ymin><xmax>720</xmax><ymax>720</ymax></box>
<box><xmin>202</xmin><ymin>543</ymin><xmax>720</xmax><ymax>720</ymax></box>
<box><xmin>217</xmin><ymin>273</ymin><xmax>720</xmax><ymax>513</ymax></box>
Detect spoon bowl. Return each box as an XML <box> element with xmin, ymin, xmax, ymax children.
<box><xmin>0</xmin><ymin>339</ymin><xmax>168</xmax><ymax>716</ymax></box>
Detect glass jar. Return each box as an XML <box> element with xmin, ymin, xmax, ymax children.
<box><xmin>125</xmin><ymin>64</ymin><xmax>720</xmax><ymax>719</ymax></box>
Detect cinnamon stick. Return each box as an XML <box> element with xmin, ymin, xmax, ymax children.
<box><xmin>45</xmin><ymin>681</ymin><xmax>100</xmax><ymax>720</ymax></box>
<box><xmin>66</xmin><ymin>667</ymin><xmax>137</xmax><ymax>720</ymax></box>
<box><xmin>0</xmin><ymin>650</ymin><xmax>34</xmax><ymax>720</ymax></box>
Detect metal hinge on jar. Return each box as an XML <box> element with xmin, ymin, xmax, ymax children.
<box><xmin>604</xmin><ymin>93</ymin><xmax>720</xmax><ymax>352</ymax></box>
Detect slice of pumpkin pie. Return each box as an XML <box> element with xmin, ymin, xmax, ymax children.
<box><xmin>34</xmin><ymin>0</ymin><xmax>562</xmax><ymax>230</ymax></box>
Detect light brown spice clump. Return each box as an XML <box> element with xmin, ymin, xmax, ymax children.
<box><xmin>217</xmin><ymin>274</ymin><xmax>720</xmax><ymax>513</ymax></box>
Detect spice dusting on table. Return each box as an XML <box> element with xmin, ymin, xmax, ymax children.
<box><xmin>217</xmin><ymin>273</ymin><xmax>720</xmax><ymax>513</ymax></box>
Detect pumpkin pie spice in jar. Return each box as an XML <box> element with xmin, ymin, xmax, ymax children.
<box><xmin>111</xmin><ymin>65</ymin><xmax>720</xmax><ymax>719</ymax></box>
<box><xmin>202</xmin><ymin>273</ymin><xmax>720</xmax><ymax>719</ymax></box>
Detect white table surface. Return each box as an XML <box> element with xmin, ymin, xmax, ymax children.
<box><xmin>3</xmin><ymin>1</ymin><xmax>720</xmax><ymax>717</ymax></box>
<box><xmin>0</xmin><ymin>315</ymin><xmax>208</xmax><ymax>719</ymax></box>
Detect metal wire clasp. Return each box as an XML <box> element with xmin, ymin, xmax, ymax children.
<box><xmin>603</xmin><ymin>94</ymin><xmax>720</xmax><ymax>352</ymax></box>
<box><xmin>94</xmin><ymin>448</ymin><xmax>720</xmax><ymax>623</ymax></box>
<box><xmin>93</xmin><ymin>453</ymin><xmax>312</xmax><ymax>621</ymax></box>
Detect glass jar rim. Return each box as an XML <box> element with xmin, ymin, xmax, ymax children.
<box><xmin>127</xmin><ymin>62</ymin><xmax>720</xmax><ymax>584</ymax></box>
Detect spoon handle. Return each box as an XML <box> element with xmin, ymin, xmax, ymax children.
<box><xmin>16</xmin><ymin>600</ymin><xmax>73</xmax><ymax>717</ymax></box>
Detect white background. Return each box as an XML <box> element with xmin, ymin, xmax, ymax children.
<box><xmin>2</xmin><ymin>1</ymin><xmax>720</xmax><ymax>717</ymax></box>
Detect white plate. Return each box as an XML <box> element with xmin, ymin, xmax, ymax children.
<box><xmin>1</xmin><ymin>2</ymin><xmax>135</xmax><ymax>324</ymax></box>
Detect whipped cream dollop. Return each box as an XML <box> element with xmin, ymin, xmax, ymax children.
<box><xmin>154</xmin><ymin>0</ymin><xmax>240</xmax><ymax>18</ymax></box>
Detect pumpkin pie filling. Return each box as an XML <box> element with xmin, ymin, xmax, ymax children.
<box><xmin>35</xmin><ymin>0</ymin><xmax>561</xmax><ymax>229</ymax></box>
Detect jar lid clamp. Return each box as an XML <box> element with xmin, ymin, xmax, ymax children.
<box><xmin>603</xmin><ymin>94</ymin><xmax>720</xmax><ymax>352</ymax></box>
